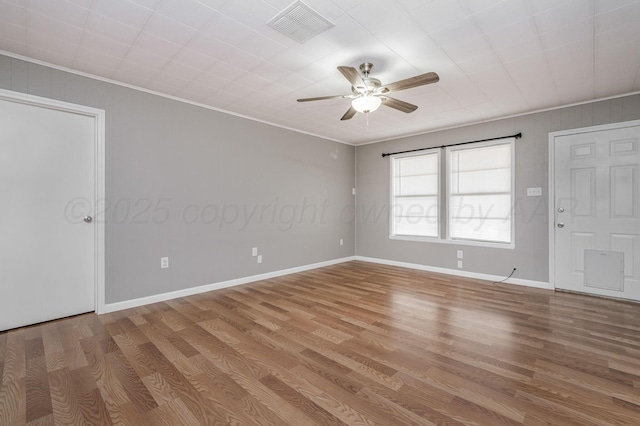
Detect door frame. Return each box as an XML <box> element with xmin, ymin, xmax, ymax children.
<box><xmin>0</xmin><ymin>88</ymin><xmax>106</xmax><ymax>314</ymax></box>
<box><xmin>548</xmin><ymin>118</ymin><xmax>640</xmax><ymax>290</ymax></box>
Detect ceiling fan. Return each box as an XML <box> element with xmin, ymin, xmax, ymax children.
<box><xmin>297</xmin><ymin>62</ymin><xmax>439</xmax><ymax>120</ymax></box>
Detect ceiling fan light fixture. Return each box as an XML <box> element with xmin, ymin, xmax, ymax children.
<box><xmin>351</xmin><ymin>95</ymin><xmax>382</xmax><ymax>113</ymax></box>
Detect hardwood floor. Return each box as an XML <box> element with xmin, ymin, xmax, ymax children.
<box><xmin>2</xmin><ymin>260</ymin><xmax>640</xmax><ymax>425</ymax></box>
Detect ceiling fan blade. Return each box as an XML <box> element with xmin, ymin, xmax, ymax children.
<box><xmin>338</xmin><ymin>66</ymin><xmax>366</xmax><ymax>89</ymax></box>
<box><xmin>297</xmin><ymin>94</ymin><xmax>349</xmax><ymax>102</ymax></box>
<box><xmin>381</xmin><ymin>72</ymin><xmax>439</xmax><ymax>93</ymax></box>
<box><xmin>382</xmin><ymin>97</ymin><xmax>418</xmax><ymax>113</ymax></box>
<box><xmin>340</xmin><ymin>106</ymin><xmax>357</xmax><ymax>121</ymax></box>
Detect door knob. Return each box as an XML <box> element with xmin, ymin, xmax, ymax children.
<box><xmin>557</xmin><ymin>207</ymin><xmax>564</xmax><ymax>213</ymax></box>
<box><xmin>557</xmin><ymin>222</ymin><xmax>564</xmax><ymax>228</ymax></box>
<box><xmin>84</xmin><ymin>216</ymin><xmax>93</xmax><ymax>223</ymax></box>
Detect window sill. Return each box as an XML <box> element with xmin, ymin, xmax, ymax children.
<box><xmin>389</xmin><ymin>235</ymin><xmax>515</xmax><ymax>249</ymax></box>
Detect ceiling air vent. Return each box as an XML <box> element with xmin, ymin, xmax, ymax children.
<box><xmin>268</xmin><ymin>1</ymin><xmax>334</xmax><ymax>43</ymax></box>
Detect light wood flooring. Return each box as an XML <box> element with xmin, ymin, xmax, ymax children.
<box><xmin>1</xmin><ymin>260</ymin><xmax>640</xmax><ymax>425</ymax></box>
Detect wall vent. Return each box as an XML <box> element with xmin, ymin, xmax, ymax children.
<box><xmin>268</xmin><ymin>1</ymin><xmax>334</xmax><ymax>43</ymax></box>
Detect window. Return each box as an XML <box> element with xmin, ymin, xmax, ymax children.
<box><xmin>391</xmin><ymin>152</ymin><xmax>439</xmax><ymax>238</ymax></box>
<box><xmin>390</xmin><ymin>138</ymin><xmax>514</xmax><ymax>246</ymax></box>
<box><xmin>448</xmin><ymin>141</ymin><xmax>512</xmax><ymax>244</ymax></box>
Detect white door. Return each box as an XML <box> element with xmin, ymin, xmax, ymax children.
<box><xmin>0</xmin><ymin>96</ymin><xmax>97</xmax><ymax>330</ymax></box>
<box><xmin>552</xmin><ymin>121</ymin><xmax>640</xmax><ymax>301</ymax></box>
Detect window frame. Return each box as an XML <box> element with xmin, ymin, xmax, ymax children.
<box><xmin>388</xmin><ymin>138</ymin><xmax>515</xmax><ymax>249</ymax></box>
<box><xmin>445</xmin><ymin>139</ymin><xmax>515</xmax><ymax>248</ymax></box>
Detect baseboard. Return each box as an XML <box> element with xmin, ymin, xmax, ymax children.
<box><xmin>103</xmin><ymin>255</ymin><xmax>550</xmax><ymax>314</ymax></box>
<box><xmin>103</xmin><ymin>256</ymin><xmax>356</xmax><ymax>314</ymax></box>
<box><xmin>355</xmin><ymin>256</ymin><xmax>552</xmax><ymax>290</ymax></box>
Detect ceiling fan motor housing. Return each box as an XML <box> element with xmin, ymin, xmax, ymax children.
<box><xmin>350</xmin><ymin>62</ymin><xmax>380</xmax><ymax>94</ymax></box>
<box><xmin>352</xmin><ymin>77</ymin><xmax>381</xmax><ymax>94</ymax></box>
<box><xmin>359</xmin><ymin>62</ymin><xmax>374</xmax><ymax>75</ymax></box>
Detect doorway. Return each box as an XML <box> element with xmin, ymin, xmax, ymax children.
<box><xmin>0</xmin><ymin>89</ymin><xmax>105</xmax><ymax>330</ymax></box>
<box><xmin>549</xmin><ymin>120</ymin><xmax>640</xmax><ymax>301</ymax></box>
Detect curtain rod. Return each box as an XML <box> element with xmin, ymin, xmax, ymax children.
<box><xmin>381</xmin><ymin>132</ymin><xmax>522</xmax><ymax>158</ymax></box>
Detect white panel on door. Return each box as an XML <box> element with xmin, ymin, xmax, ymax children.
<box><xmin>571</xmin><ymin>143</ymin><xmax>595</xmax><ymax>159</ymax></box>
<box><xmin>571</xmin><ymin>168</ymin><xmax>595</xmax><ymax>217</ymax></box>
<box><xmin>571</xmin><ymin>232</ymin><xmax>595</xmax><ymax>273</ymax></box>
<box><xmin>610</xmin><ymin>165</ymin><xmax>636</xmax><ymax>217</ymax></box>
<box><xmin>610</xmin><ymin>138</ymin><xmax>638</xmax><ymax>155</ymax></box>
<box><xmin>611</xmin><ymin>234</ymin><xmax>637</xmax><ymax>278</ymax></box>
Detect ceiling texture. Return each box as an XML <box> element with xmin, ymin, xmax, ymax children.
<box><xmin>1</xmin><ymin>0</ymin><xmax>640</xmax><ymax>145</ymax></box>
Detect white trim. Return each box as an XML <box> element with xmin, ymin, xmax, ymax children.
<box><xmin>548</xmin><ymin>119</ymin><xmax>640</xmax><ymax>138</ymax></box>
<box><xmin>95</xmin><ymin>109</ymin><xmax>106</xmax><ymax>314</ymax></box>
<box><xmin>0</xmin><ymin>88</ymin><xmax>107</xmax><ymax>314</ymax></box>
<box><xmin>0</xmin><ymin>50</ymin><xmax>350</xmax><ymax>147</ymax></box>
<box><xmin>0</xmin><ymin>87</ymin><xmax>104</xmax><ymax>117</ymax></box>
<box><xmin>548</xmin><ymin>133</ymin><xmax>557</xmax><ymax>291</ymax></box>
<box><xmin>354</xmin><ymin>148</ymin><xmax>358</xmax><ymax>255</ymax></box>
<box><xmin>356</xmin><ymin>256</ymin><xmax>551</xmax><ymax>290</ymax></box>
<box><xmin>388</xmin><ymin>235</ymin><xmax>515</xmax><ymax>249</ymax></box>
<box><xmin>547</xmin><ymin>118</ymin><xmax>640</xmax><ymax>290</ymax></box>
<box><xmin>104</xmin><ymin>256</ymin><xmax>356</xmax><ymax>313</ymax></box>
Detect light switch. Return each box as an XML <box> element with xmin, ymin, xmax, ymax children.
<box><xmin>527</xmin><ymin>187</ymin><xmax>542</xmax><ymax>196</ymax></box>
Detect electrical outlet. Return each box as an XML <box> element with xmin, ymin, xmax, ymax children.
<box><xmin>457</xmin><ymin>250</ymin><xmax>463</xmax><ymax>259</ymax></box>
<box><xmin>161</xmin><ymin>257</ymin><xmax>169</xmax><ymax>269</ymax></box>
<box><xmin>457</xmin><ymin>260</ymin><xmax>463</xmax><ymax>269</ymax></box>
<box><xmin>352</xmin><ymin>188</ymin><xmax>356</xmax><ymax>195</ymax></box>
<box><xmin>252</xmin><ymin>247</ymin><xmax>258</xmax><ymax>257</ymax></box>
<box><xmin>340</xmin><ymin>239</ymin><xmax>344</xmax><ymax>246</ymax></box>
<box><xmin>257</xmin><ymin>255</ymin><xmax>262</xmax><ymax>264</ymax></box>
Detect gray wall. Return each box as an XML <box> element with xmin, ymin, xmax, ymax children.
<box><xmin>0</xmin><ymin>55</ymin><xmax>355</xmax><ymax>304</ymax></box>
<box><xmin>356</xmin><ymin>94</ymin><xmax>640</xmax><ymax>283</ymax></box>
<box><xmin>4</xmin><ymin>52</ymin><xmax>640</xmax><ymax>298</ymax></box>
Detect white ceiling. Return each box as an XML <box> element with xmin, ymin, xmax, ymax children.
<box><xmin>1</xmin><ymin>0</ymin><xmax>640</xmax><ymax>145</ymax></box>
